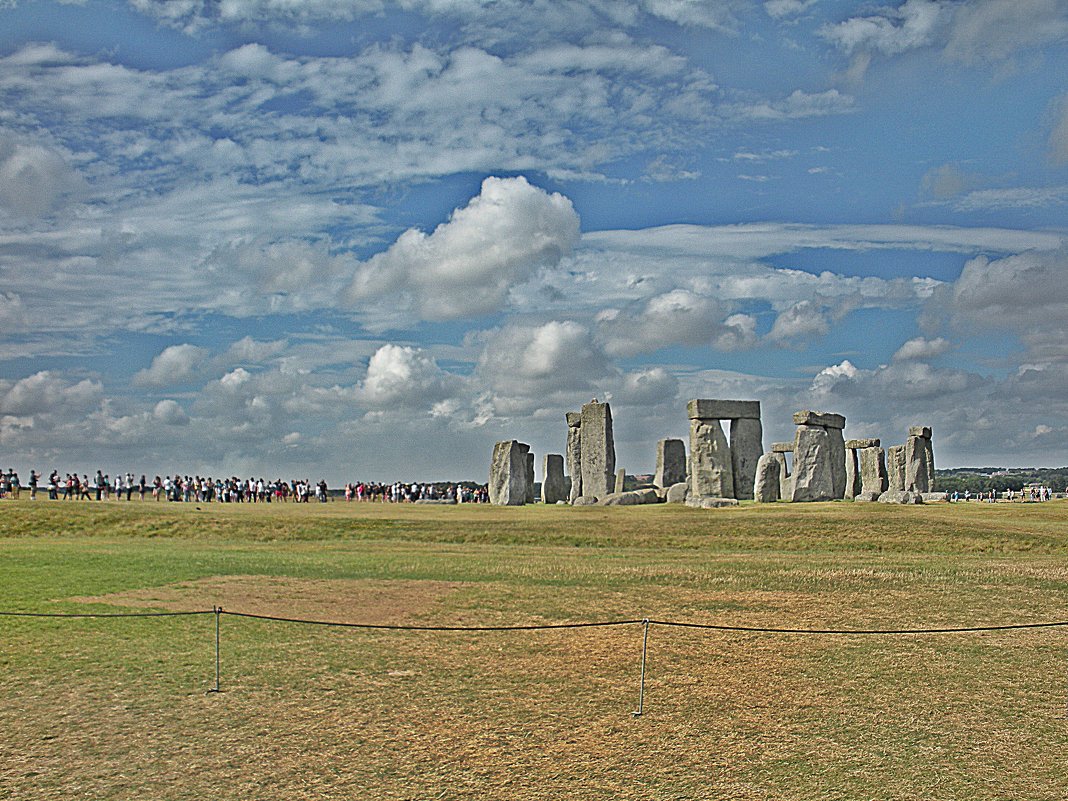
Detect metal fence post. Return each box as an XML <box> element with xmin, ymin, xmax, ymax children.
<box><xmin>632</xmin><ymin>618</ymin><xmax>650</xmax><ymax>717</ymax></box>
<box><xmin>207</xmin><ymin>606</ymin><xmax>222</xmax><ymax>693</ymax></box>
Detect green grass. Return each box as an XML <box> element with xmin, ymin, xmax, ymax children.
<box><xmin>1</xmin><ymin>498</ymin><xmax>1067</xmax><ymax>799</ymax></box>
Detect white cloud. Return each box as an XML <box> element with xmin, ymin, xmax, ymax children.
<box><xmin>0</xmin><ymin>132</ymin><xmax>83</xmax><ymax>219</ymax></box>
<box><xmin>0</xmin><ymin>371</ymin><xmax>102</xmax><ymax>418</ymax></box>
<box><xmin>943</xmin><ymin>249</ymin><xmax>1068</xmax><ymax>330</ymax></box>
<box><xmin>152</xmin><ymin>399</ymin><xmax>190</xmax><ymax>425</ymax></box>
<box><xmin>821</xmin><ymin>0</ymin><xmax>945</xmax><ymax>57</ymax></box>
<box><xmin>767</xmin><ymin>300</ymin><xmax>830</xmax><ymax>344</ymax></box>
<box><xmin>358</xmin><ymin>344</ymin><xmax>457</xmax><ymax>409</ymax></box>
<box><xmin>348</xmin><ymin>176</ymin><xmax>580</xmax><ymax>322</ymax></box>
<box><xmin>892</xmin><ymin>336</ymin><xmax>952</xmax><ymax>361</ymax></box>
<box><xmin>731</xmin><ymin>89</ymin><xmax>854</xmax><ymax>121</ymax></box>
<box><xmin>597</xmin><ymin>289</ymin><xmax>751</xmax><ymax>356</ymax></box>
<box><xmin>765</xmin><ymin>0</ymin><xmax>818</xmax><ymax>18</ymax></box>
<box><xmin>133</xmin><ymin>344</ymin><xmax>210</xmax><ymax>387</ymax></box>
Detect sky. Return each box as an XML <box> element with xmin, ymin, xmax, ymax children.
<box><xmin>2</xmin><ymin>0</ymin><xmax>1068</xmax><ymax>483</ymax></box>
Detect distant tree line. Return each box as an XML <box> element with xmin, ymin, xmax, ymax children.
<box><xmin>935</xmin><ymin>467</ymin><xmax>1068</xmax><ymax>494</ymax></box>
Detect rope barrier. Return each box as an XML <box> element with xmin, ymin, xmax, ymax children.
<box><xmin>221</xmin><ymin>610</ymin><xmax>644</xmax><ymax>631</ymax></box>
<box><xmin>646</xmin><ymin>618</ymin><xmax>1068</xmax><ymax>635</ymax></box>
<box><xmin>0</xmin><ymin>610</ymin><xmax>213</xmax><ymax>618</ymax></box>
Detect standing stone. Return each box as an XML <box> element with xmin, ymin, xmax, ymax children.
<box><xmin>525</xmin><ymin>451</ymin><xmax>536</xmax><ymax>504</ymax></box>
<box><xmin>729</xmin><ymin>416</ymin><xmax>764</xmax><ymax>501</ymax></box>
<box><xmin>690</xmin><ymin>417</ymin><xmax>735</xmax><ymax>499</ymax></box>
<box><xmin>770</xmin><ymin>451</ymin><xmax>792</xmax><ymax>499</ymax></box>
<box><xmin>791</xmin><ymin>424</ymin><xmax>836</xmax><ymax>502</ymax></box>
<box><xmin>489</xmin><ymin>441</ymin><xmax>530</xmax><ymax>506</ymax></box>
<box><xmin>886</xmin><ymin>445</ymin><xmax>906</xmax><ymax>492</ymax></box>
<box><xmin>654</xmin><ymin>439</ymin><xmax>687</xmax><ymax>488</ymax></box>
<box><xmin>859</xmin><ymin>447</ymin><xmax>889</xmax><ymax>495</ymax></box>
<box><xmin>614</xmin><ymin>468</ymin><xmax>626</xmax><ymax>494</ymax></box>
<box><xmin>579</xmin><ymin>400</ymin><xmax>615</xmax><ymax>500</ymax></box>
<box><xmin>826</xmin><ymin>425</ymin><xmax>847</xmax><ymax>500</ymax></box>
<box><xmin>565</xmin><ymin>412</ymin><xmax>582</xmax><ymax>503</ymax></box>
<box><xmin>905</xmin><ymin>427</ymin><xmax>934</xmax><ymax>493</ymax></box>
<box><xmin>844</xmin><ymin>447</ymin><xmax>860</xmax><ymax>500</ymax></box>
<box><xmin>753</xmin><ymin>453</ymin><xmax>781</xmax><ymax>503</ymax></box>
<box><xmin>542</xmin><ymin>454</ymin><xmax>566</xmax><ymax>505</ymax></box>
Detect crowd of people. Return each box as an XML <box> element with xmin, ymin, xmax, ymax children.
<box><xmin>950</xmin><ymin>486</ymin><xmax>1059</xmax><ymax>502</ymax></box>
<box><xmin>0</xmin><ymin>468</ymin><xmax>489</xmax><ymax>504</ymax></box>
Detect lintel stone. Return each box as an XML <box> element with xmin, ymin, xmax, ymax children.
<box><xmin>908</xmin><ymin>425</ymin><xmax>932</xmax><ymax>439</ymax></box>
<box><xmin>792</xmin><ymin>410</ymin><xmax>846</xmax><ymax>429</ymax></box>
<box><xmin>566</xmin><ymin>412</ymin><xmax>582</xmax><ymax>428</ymax></box>
<box><xmin>845</xmin><ymin>438</ymin><xmax>880</xmax><ymax>449</ymax></box>
<box><xmin>771</xmin><ymin>442</ymin><xmax>795</xmax><ymax>453</ymax></box>
<box><xmin>687</xmin><ymin>399</ymin><xmax>761</xmax><ymax>420</ymax></box>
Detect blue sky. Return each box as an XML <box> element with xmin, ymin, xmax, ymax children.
<box><xmin>2</xmin><ymin>0</ymin><xmax>1068</xmax><ymax>482</ymax></box>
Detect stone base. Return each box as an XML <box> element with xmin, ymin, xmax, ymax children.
<box><xmin>666</xmin><ymin>482</ymin><xmax>689</xmax><ymax>504</ymax></box>
<box><xmin>921</xmin><ymin>492</ymin><xmax>949</xmax><ymax>503</ymax></box>
<box><xmin>572</xmin><ymin>495</ymin><xmax>599</xmax><ymax>506</ymax></box>
<box><xmin>686</xmin><ymin>496</ymin><xmax>740</xmax><ymax>509</ymax></box>
<box><xmin>853</xmin><ymin>490</ymin><xmax>882</xmax><ymax>503</ymax></box>
<box><xmin>598</xmin><ymin>489</ymin><xmax>662</xmax><ymax>506</ymax></box>
<box><xmin>414</xmin><ymin>499</ymin><xmax>457</xmax><ymax>505</ymax></box>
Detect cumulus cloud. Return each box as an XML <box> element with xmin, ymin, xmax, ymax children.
<box><xmin>348</xmin><ymin>176</ymin><xmax>580</xmax><ymax>322</ymax></box>
<box><xmin>0</xmin><ymin>133</ymin><xmax>83</xmax><ymax>218</ymax></box>
<box><xmin>357</xmin><ymin>344</ymin><xmax>457</xmax><ymax>409</ymax></box>
<box><xmin>133</xmin><ymin>344</ymin><xmax>210</xmax><ymax>387</ymax></box>
<box><xmin>152</xmin><ymin>399</ymin><xmax>190</xmax><ymax>426</ymax></box>
<box><xmin>767</xmin><ymin>300</ymin><xmax>830</xmax><ymax>344</ymax></box>
<box><xmin>0</xmin><ymin>372</ymin><xmax>102</xmax><ymax>418</ymax></box>
<box><xmin>892</xmin><ymin>336</ymin><xmax>952</xmax><ymax>361</ymax></box>
<box><xmin>943</xmin><ymin>249</ymin><xmax>1068</xmax><ymax>330</ymax></box>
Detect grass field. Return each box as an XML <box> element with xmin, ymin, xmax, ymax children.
<box><xmin>1</xmin><ymin>498</ymin><xmax>1067</xmax><ymax>800</ymax></box>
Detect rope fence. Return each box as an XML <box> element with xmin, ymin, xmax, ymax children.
<box><xmin>3</xmin><ymin>607</ymin><xmax>1067</xmax><ymax>715</ymax></box>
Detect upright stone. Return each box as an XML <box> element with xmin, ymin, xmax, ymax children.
<box><xmin>489</xmin><ymin>441</ymin><xmax>530</xmax><ymax>506</ymax></box>
<box><xmin>690</xmin><ymin>417</ymin><xmax>734</xmax><ymax>499</ymax></box>
<box><xmin>565</xmin><ymin>412</ymin><xmax>582</xmax><ymax>503</ymax></box>
<box><xmin>542</xmin><ymin>454</ymin><xmax>566</xmax><ymax>505</ymax></box>
<box><xmin>791</xmin><ymin>424</ymin><xmax>835</xmax><ymax>502</ymax></box>
<box><xmin>654</xmin><ymin>438</ymin><xmax>687</xmax><ymax>488</ymax></box>
<box><xmin>844</xmin><ymin>447</ymin><xmax>860</xmax><ymax>500</ymax></box>
<box><xmin>525</xmin><ymin>451</ymin><xmax>536</xmax><ymax>504</ymax></box>
<box><xmin>886</xmin><ymin>445</ymin><xmax>906</xmax><ymax>491</ymax></box>
<box><xmin>826</xmin><ymin>425</ymin><xmax>847</xmax><ymax>500</ymax></box>
<box><xmin>614</xmin><ymin>468</ymin><xmax>626</xmax><ymax>494</ymax></box>
<box><xmin>905</xmin><ymin>427</ymin><xmax>933</xmax><ymax>493</ymax></box>
<box><xmin>579</xmin><ymin>400</ymin><xmax>615</xmax><ymax>500</ymax></box>
<box><xmin>771</xmin><ymin>451</ymin><xmax>792</xmax><ymax>499</ymax></box>
<box><xmin>730</xmin><ymin>416</ymin><xmax>764</xmax><ymax>501</ymax></box>
<box><xmin>859</xmin><ymin>447</ymin><xmax>889</xmax><ymax>495</ymax></box>
<box><xmin>753</xmin><ymin>453</ymin><xmax>781</xmax><ymax>503</ymax></box>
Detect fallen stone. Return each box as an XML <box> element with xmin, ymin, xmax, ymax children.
<box><xmin>878</xmin><ymin>490</ymin><xmax>923</xmax><ymax>504</ymax></box>
<box><xmin>687</xmin><ymin>399</ymin><xmax>761</xmax><ymax>420</ymax></box>
<box><xmin>921</xmin><ymin>492</ymin><xmax>949</xmax><ymax>503</ymax></box>
<box><xmin>685</xmin><ymin>496</ymin><xmax>740</xmax><ymax>509</ymax></box>
<box><xmin>598</xmin><ymin>492</ymin><xmax>641</xmax><ymax>506</ymax></box>
<box><xmin>792</xmin><ymin>410</ymin><xmax>846</xmax><ymax>429</ymax></box>
<box><xmin>753</xmin><ymin>453</ymin><xmax>781</xmax><ymax>503</ymax></box>
<box><xmin>414</xmin><ymin>498</ymin><xmax>457</xmax><ymax>505</ymax></box>
<box><xmin>572</xmin><ymin>495</ymin><xmax>599</xmax><ymax>506</ymax></box>
<box><xmin>666</xmin><ymin>482</ymin><xmax>690</xmax><ymax>504</ymax></box>
<box><xmin>654</xmin><ymin>438</ymin><xmax>687</xmax><ymax>488</ymax></box>
<box><xmin>853</xmin><ymin>490</ymin><xmax>882</xmax><ymax>502</ymax></box>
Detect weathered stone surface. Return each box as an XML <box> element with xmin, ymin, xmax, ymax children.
<box><xmin>666</xmin><ymin>482</ymin><xmax>690</xmax><ymax>504</ymax></box>
<box><xmin>771</xmin><ymin>452</ymin><xmax>792</xmax><ymax>499</ymax></box>
<box><xmin>598</xmin><ymin>492</ymin><xmax>640</xmax><ymax>506</ymax></box>
<box><xmin>878</xmin><ymin>490</ymin><xmax>923</xmax><ymax>504</ymax></box>
<box><xmin>541</xmin><ymin>454</ymin><xmax>566</xmax><ymax>505</ymax></box>
<box><xmin>844</xmin><ymin>447</ymin><xmax>861</xmax><ymax>500</ymax></box>
<box><xmin>771</xmin><ymin>442</ymin><xmax>795</xmax><ymax>453</ymax></box>
<box><xmin>905</xmin><ymin>435</ymin><xmax>931</xmax><ymax>493</ymax></box>
<box><xmin>923</xmin><ymin>436</ymin><xmax>935</xmax><ymax>492</ymax></box>
<box><xmin>886</xmin><ymin>445</ymin><xmax>906</xmax><ymax>492</ymax></box>
<box><xmin>525</xmin><ymin>452</ymin><xmax>536</xmax><ymax>504</ymax></box>
<box><xmin>908</xmin><ymin>426</ymin><xmax>932</xmax><ymax>439</ymax></box>
<box><xmin>730</xmin><ymin>416</ymin><xmax>764</xmax><ymax>501</ymax></box>
<box><xmin>489</xmin><ymin>440</ymin><xmax>530</xmax><ymax>506</ymax></box>
<box><xmin>790</xmin><ymin>424</ymin><xmax>836</xmax><ymax>502</ymax></box>
<box><xmin>565</xmin><ymin>412</ymin><xmax>582</xmax><ymax>503</ymax></box>
<box><xmin>686</xmin><ymin>496</ymin><xmax>740</xmax><ymax>509</ymax></box>
<box><xmin>921</xmin><ymin>492</ymin><xmax>948</xmax><ymax>503</ymax></box>
<box><xmin>792</xmin><ymin>410</ymin><xmax>846</xmax><ymax>429</ymax></box>
<box><xmin>632</xmin><ymin>488</ymin><xmax>663</xmax><ymax>504</ymax></box>
<box><xmin>415</xmin><ymin>498</ymin><xmax>457</xmax><ymax>505</ymax></box>
<box><xmin>614</xmin><ymin>467</ymin><xmax>626</xmax><ymax>494</ymax></box>
<box><xmin>826</xmin><ymin>426</ymin><xmax>847</xmax><ymax>500</ymax></box>
<box><xmin>753</xmin><ymin>453</ymin><xmax>781</xmax><ymax>503</ymax></box>
<box><xmin>859</xmin><ymin>446</ymin><xmax>888</xmax><ymax>495</ymax></box>
<box><xmin>853</xmin><ymin>490</ymin><xmax>882</xmax><ymax>503</ymax></box>
<box><xmin>572</xmin><ymin>495</ymin><xmax>599</xmax><ymax>506</ymax></box>
<box><xmin>690</xmin><ymin>417</ymin><xmax>734</xmax><ymax>499</ymax></box>
<box><xmin>845</xmin><ymin>438</ymin><xmax>880</xmax><ymax>449</ymax></box>
<box><xmin>687</xmin><ymin>399</ymin><xmax>761</xmax><ymax>420</ymax></box>
<box><xmin>579</xmin><ymin>400</ymin><xmax>615</xmax><ymax>500</ymax></box>
<box><xmin>654</xmin><ymin>438</ymin><xmax>687</xmax><ymax>488</ymax></box>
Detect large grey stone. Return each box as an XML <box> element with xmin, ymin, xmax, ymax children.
<box><xmin>790</xmin><ymin>424</ymin><xmax>836</xmax><ymax>502</ymax></box>
<box><xmin>489</xmin><ymin>440</ymin><xmax>530</xmax><ymax>506</ymax></box>
<box><xmin>826</xmin><ymin>425</ymin><xmax>847</xmax><ymax>500</ymax></box>
<box><xmin>771</xmin><ymin>442</ymin><xmax>795</xmax><ymax>453</ymax></box>
<box><xmin>685</xmin><ymin>496</ymin><xmax>740</xmax><ymax>509</ymax></box>
<box><xmin>566</xmin><ymin>411</ymin><xmax>582</xmax><ymax>503</ymax></box>
<box><xmin>886</xmin><ymin>445</ymin><xmax>906</xmax><ymax>492</ymax></box>
<box><xmin>572</xmin><ymin>495</ymin><xmax>599</xmax><ymax>506</ymax></box>
<box><xmin>541</xmin><ymin>454</ymin><xmax>566</xmax><ymax>505</ymax></box>
<box><xmin>654</xmin><ymin>439</ymin><xmax>687</xmax><ymax>488</ymax></box>
<box><xmin>614</xmin><ymin>467</ymin><xmax>626</xmax><ymax>494</ymax></box>
<box><xmin>904</xmin><ymin>434</ymin><xmax>931</xmax><ymax>493</ymax></box>
<box><xmin>844</xmin><ymin>447</ymin><xmax>861</xmax><ymax>500</ymax></box>
<box><xmin>853</xmin><ymin>490</ymin><xmax>882</xmax><ymax>503</ymax></box>
<box><xmin>666</xmin><ymin>482</ymin><xmax>690</xmax><ymax>504</ymax></box>
<box><xmin>771</xmin><ymin>451</ymin><xmax>792</xmax><ymax>499</ymax></box>
<box><xmin>878</xmin><ymin>490</ymin><xmax>923</xmax><ymax>504</ymax></box>
<box><xmin>923</xmin><ymin>436</ymin><xmax>935</xmax><ymax>491</ymax></box>
<box><xmin>859</xmin><ymin>446</ymin><xmax>889</xmax><ymax>495</ymax></box>
<box><xmin>845</xmin><ymin>438</ymin><xmax>880</xmax><ymax>449</ymax></box>
<box><xmin>921</xmin><ymin>492</ymin><xmax>948</xmax><ymax>503</ymax></box>
<box><xmin>598</xmin><ymin>492</ymin><xmax>641</xmax><ymax>506</ymax></box>
<box><xmin>690</xmin><ymin>417</ymin><xmax>734</xmax><ymax>499</ymax></box>
<box><xmin>753</xmin><ymin>453</ymin><xmax>781</xmax><ymax>503</ymax></box>
<box><xmin>792</xmin><ymin>410</ymin><xmax>846</xmax><ymax>429</ymax></box>
<box><xmin>730</xmin><ymin>416</ymin><xmax>764</xmax><ymax>501</ymax></box>
<box><xmin>579</xmin><ymin>400</ymin><xmax>615</xmax><ymax>500</ymax></box>
<box><xmin>687</xmin><ymin>399</ymin><xmax>761</xmax><ymax>420</ymax></box>
<box><xmin>909</xmin><ymin>426</ymin><xmax>932</xmax><ymax>439</ymax></box>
